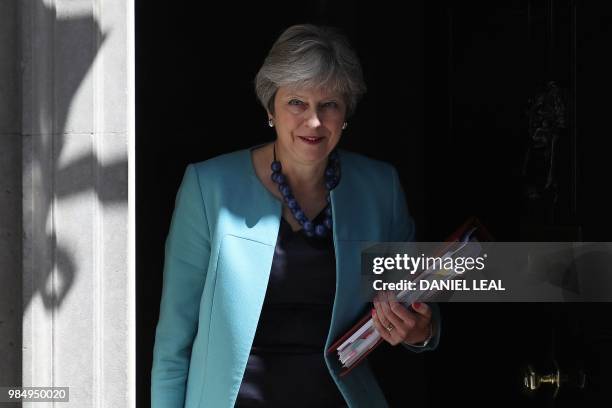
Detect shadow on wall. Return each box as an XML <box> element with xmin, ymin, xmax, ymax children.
<box><xmin>24</xmin><ymin>2</ymin><xmax>126</xmax><ymax>312</ymax></box>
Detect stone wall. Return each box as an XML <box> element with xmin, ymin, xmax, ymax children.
<box><xmin>1</xmin><ymin>1</ymin><xmax>134</xmax><ymax>406</ymax></box>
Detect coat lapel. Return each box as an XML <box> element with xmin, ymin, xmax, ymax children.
<box><xmin>204</xmin><ymin>150</ymin><xmax>282</xmax><ymax>404</ymax></box>
<box><xmin>326</xmin><ymin>150</ymin><xmax>376</xmax><ymax>364</ymax></box>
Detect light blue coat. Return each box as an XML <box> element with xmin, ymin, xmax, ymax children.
<box><xmin>151</xmin><ymin>146</ymin><xmax>440</xmax><ymax>408</ymax></box>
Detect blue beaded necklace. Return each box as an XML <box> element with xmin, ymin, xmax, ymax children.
<box><xmin>270</xmin><ymin>143</ymin><xmax>341</xmax><ymax>237</ymax></box>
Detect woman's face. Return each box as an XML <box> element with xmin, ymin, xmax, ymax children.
<box><xmin>271</xmin><ymin>85</ymin><xmax>347</xmax><ymax>165</ymax></box>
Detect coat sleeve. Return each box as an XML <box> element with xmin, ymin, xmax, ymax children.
<box><xmin>151</xmin><ymin>164</ymin><xmax>211</xmax><ymax>408</ymax></box>
<box><xmin>388</xmin><ymin>165</ymin><xmax>441</xmax><ymax>353</ymax></box>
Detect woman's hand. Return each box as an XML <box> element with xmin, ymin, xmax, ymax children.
<box><xmin>371</xmin><ymin>291</ymin><xmax>432</xmax><ymax>346</ymax></box>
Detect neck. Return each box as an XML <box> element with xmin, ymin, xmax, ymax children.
<box><xmin>273</xmin><ymin>142</ymin><xmax>327</xmax><ymax>192</ymax></box>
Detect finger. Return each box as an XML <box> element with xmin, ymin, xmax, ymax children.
<box><xmin>376</xmin><ymin>291</ymin><xmax>395</xmax><ymax>326</ymax></box>
<box><xmin>386</xmin><ymin>290</ymin><xmax>400</xmax><ymax>302</ymax></box>
<box><xmin>411</xmin><ymin>302</ymin><xmax>432</xmax><ymax>320</ymax></box>
<box><xmin>382</xmin><ymin>295</ymin><xmax>414</xmax><ymax>333</ymax></box>
<box><xmin>378</xmin><ymin>293</ymin><xmax>410</xmax><ymax>342</ymax></box>
<box><xmin>371</xmin><ymin>309</ymin><xmax>396</xmax><ymax>344</ymax></box>
<box><xmin>383</xmin><ymin>291</ymin><xmax>416</xmax><ymax>328</ymax></box>
<box><xmin>388</xmin><ymin>301</ymin><xmax>417</xmax><ymax>329</ymax></box>
<box><xmin>372</xmin><ymin>291</ymin><xmax>384</xmax><ymax>307</ymax></box>
<box><xmin>373</xmin><ymin>293</ymin><xmax>391</xmax><ymax>329</ymax></box>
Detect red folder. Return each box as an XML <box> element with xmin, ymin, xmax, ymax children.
<box><xmin>326</xmin><ymin>313</ymin><xmax>384</xmax><ymax>377</ymax></box>
<box><xmin>326</xmin><ymin>216</ymin><xmax>493</xmax><ymax>377</ymax></box>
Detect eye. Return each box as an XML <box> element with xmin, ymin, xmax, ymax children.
<box><xmin>321</xmin><ymin>101</ymin><xmax>339</xmax><ymax>109</ymax></box>
<box><xmin>288</xmin><ymin>99</ymin><xmax>304</xmax><ymax>106</ymax></box>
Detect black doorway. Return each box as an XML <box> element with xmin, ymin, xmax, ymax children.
<box><xmin>136</xmin><ymin>1</ymin><xmax>612</xmax><ymax>407</ymax></box>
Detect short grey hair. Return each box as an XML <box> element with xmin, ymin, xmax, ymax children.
<box><xmin>255</xmin><ymin>24</ymin><xmax>367</xmax><ymax>117</ymax></box>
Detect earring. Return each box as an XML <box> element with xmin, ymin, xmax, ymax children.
<box><xmin>342</xmin><ymin>122</ymin><xmax>347</xmax><ymax>130</ymax></box>
<box><xmin>268</xmin><ymin>118</ymin><xmax>274</xmax><ymax>127</ymax></box>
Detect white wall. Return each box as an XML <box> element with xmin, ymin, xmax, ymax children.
<box><xmin>1</xmin><ymin>1</ymin><xmax>134</xmax><ymax>406</ymax></box>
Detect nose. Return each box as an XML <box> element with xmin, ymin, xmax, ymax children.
<box><xmin>305</xmin><ymin>109</ymin><xmax>322</xmax><ymax>128</ymax></box>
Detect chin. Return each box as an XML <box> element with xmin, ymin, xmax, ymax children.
<box><xmin>295</xmin><ymin>151</ymin><xmax>326</xmax><ymax>164</ymax></box>
<box><xmin>294</xmin><ymin>143</ymin><xmax>331</xmax><ymax>163</ymax></box>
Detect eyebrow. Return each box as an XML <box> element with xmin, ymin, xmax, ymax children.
<box><xmin>286</xmin><ymin>94</ymin><xmax>341</xmax><ymax>102</ymax></box>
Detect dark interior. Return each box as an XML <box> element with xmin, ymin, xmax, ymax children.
<box><xmin>137</xmin><ymin>1</ymin><xmax>612</xmax><ymax>406</ymax></box>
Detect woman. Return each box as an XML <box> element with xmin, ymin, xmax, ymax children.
<box><xmin>151</xmin><ymin>24</ymin><xmax>440</xmax><ymax>408</ymax></box>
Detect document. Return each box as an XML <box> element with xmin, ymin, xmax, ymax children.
<box><xmin>327</xmin><ymin>217</ymin><xmax>492</xmax><ymax>377</ymax></box>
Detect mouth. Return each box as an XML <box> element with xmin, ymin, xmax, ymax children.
<box><xmin>297</xmin><ymin>136</ymin><xmax>325</xmax><ymax>145</ymax></box>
